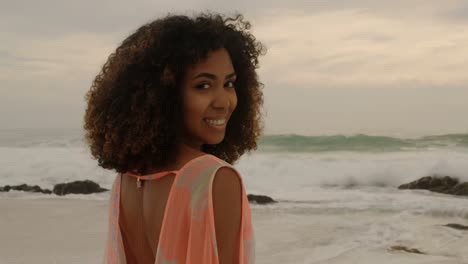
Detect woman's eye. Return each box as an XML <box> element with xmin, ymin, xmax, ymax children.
<box><xmin>196</xmin><ymin>83</ymin><xmax>211</xmax><ymax>89</ymax></box>
<box><xmin>225</xmin><ymin>81</ymin><xmax>235</xmax><ymax>88</ymax></box>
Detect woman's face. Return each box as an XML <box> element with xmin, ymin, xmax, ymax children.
<box><xmin>180</xmin><ymin>48</ymin><xmax>238</xmax><ymax>150</ymax></box>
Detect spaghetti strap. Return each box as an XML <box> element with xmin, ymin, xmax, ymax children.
<box><xmin>103</xmin><ymin>154</ymin><xmax>255</xmax><ymax>264</ymax></box>
<box><xmin>123</xmin><ymin>154</ymin><xmax>212</xmax><ymax>180</ymax></box>
<box><xmin>124</xmin><ymin>170</ymin><xmax>178</xmax><ymax>180</ymax></box>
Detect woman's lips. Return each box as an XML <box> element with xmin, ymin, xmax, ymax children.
<box><xmin>204</xmin><ymin>118</ymin><xmax>227</xmax><ymax>130</ymax></box>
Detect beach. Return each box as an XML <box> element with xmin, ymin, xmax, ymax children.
<box><xmin>0</xmin><ymin>197</ymin><xmax>108</xmax><ymax>264</ymax></box>
<box><xmin>1</xmin><ymin>131</ymin><xmax>468</xmax><ymax>263</ymax></box>
<box><xmin>1</xmin><ymin>188</ymin><xmax>468</xmax><ymax>264</ymax></box>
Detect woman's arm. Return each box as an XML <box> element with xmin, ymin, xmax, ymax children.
<box><xmin>213</xmin><ymin>167</ymin><xmax>243</xmax><ymax>264</ymax></box>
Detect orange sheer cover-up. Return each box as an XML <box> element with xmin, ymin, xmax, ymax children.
<box><xmin>103</xmin><ymin>154</ymin><xmax>255</xmax><ymax>264</ymax></box>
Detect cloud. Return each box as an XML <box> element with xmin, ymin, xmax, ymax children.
<box><xmin>2</xmin><ymin>0</ymin><xmax>468</xmax><ymax>133</ymax></box>
<box><xmin>443</xmin><ymin>1</ymin><xmax>468</xmax><ymax>21</ymax></box>
<box><xmin>343</xmin><ymin>32</ymin><xmax>395</xmax><ymax>43</ymax></box>
<box><xmin>0</xmin><ymin>32</ymin><xmax>116</xmax><ymax>81</ymax></box>
<box><xmin>253</xmin><ymin>7</ymin><xmax>468</xmax><ymax>88</ymax></box>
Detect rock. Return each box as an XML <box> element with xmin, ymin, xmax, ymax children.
<box><xmin>398</xmin><ymin>176</ymin><xmax>468</xmax><ymax>197</ymax></box>
<box><xmin>389</xmin><ymin>245</ymin><xmax>425</xmax><ymax>254</ymax></box>
<box><xmin>444</xmin><ymin>223</ymin><xmax>468</xmax><ymax>231</ymax></box>
<box><xmin>452</xmin><ymin>182</ymin><xmax>468</xmax><ymax>196</ymax></box>
<box><xmin>399</xmin><ymin>176</ymin><xmax>458</xmax><ymax>190</ymax></box>
<box><xmin>0</xmin><ymin>185</ymin><xmax>11</xmax><ymax>192</ymax></box>
<box><xmin>18</xmin><ymin>184</ymin><xmax>42</xmax><ymax>193</ymax></box>
<box><xmin>247</xmin><ymin>194</ymin><xmax>277</xmax><ymax>204</ymax></box>
<box><xmin>0</xmin><ymin>184</ymin><xmax>51</xmax><ymax>194</ymax></box>
<box><xmin>53</xmin><ymin>180</ymin><xmax>108</xmax><ymax>196</ymax></box>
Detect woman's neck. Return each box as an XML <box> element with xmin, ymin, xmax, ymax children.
<box><xmin>176</xmin><ymin>142</ymin><xmax>206</xmax><ymax>160</ymax></box>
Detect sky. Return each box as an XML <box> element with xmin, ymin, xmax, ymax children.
<box><xmin>1</xmin><ymin>0</ymin><xmax>468</xmax><ymax>137</ymax></box>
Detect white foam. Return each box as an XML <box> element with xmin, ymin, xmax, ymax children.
<box><xmin>2</xmin><ymin>145</ymin><xmax>468</xmax><ymax>263</ymax></box>
<box><xmin>252</xmin><ymin>188</ymin><xmax>468</xmax><ymax>263</ymax></box>
<box><xmin>0</xmin><ymin>147</ymin><xmax>115</xmax><ymax>190</ymax></box>
<box><xmin>236</xmin><ymin>151</ymin><xmax>468</xmax><ymax>201</ymax></box>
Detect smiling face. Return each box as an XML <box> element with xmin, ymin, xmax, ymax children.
<box><xmin>179</xmin><ymin>48</ymin><xmax>238</xmax><ymax>150</ymax></box>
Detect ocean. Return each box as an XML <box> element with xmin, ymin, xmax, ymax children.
<box><xmin>1</xmin><ymin>129</ymin><xmax>467</xmax><ymax>263</ymax></box>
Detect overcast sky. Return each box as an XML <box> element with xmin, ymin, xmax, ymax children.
<box><xmin>1</xmin><ymin>0</ymin><xmax>468</xmax><ymax>136</ymax></box>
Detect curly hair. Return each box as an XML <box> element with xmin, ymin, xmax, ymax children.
<box><xmin>84</xmin><ymin>13</ymin><xmax>265</xmax><ymax>174</ymax></box>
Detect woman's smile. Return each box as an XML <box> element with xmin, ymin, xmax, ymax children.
<box><xmin>204</xmin><ymin>118</ymin><xmax>228</xmax><ymax>130</ymax></box>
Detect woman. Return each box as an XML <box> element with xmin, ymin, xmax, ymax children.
<box><xmin>84</xmin><ymin>13</ymin><xmax>265</xmax><ymax>264</ymax></box>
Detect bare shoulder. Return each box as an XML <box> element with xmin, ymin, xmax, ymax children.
<box><xmin>213</xmin><ymin>166</ymin><xmax>242</xmax><ymax>195</ymax></box>
<box><xmin>212</xmin><ymin>167</ymin><xmax>242</xmax><ymax>217</ymax></box>
<box><xmin>212</xmin><ymin>167</ymin><xmax>242</xmax><ymax>264</ymax></box>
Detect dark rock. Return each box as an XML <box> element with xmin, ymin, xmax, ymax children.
<box><xmin>1</xmin><ymin>181</ymin><xmax>103</xmax><ymax>195</ymax></box>
<box><xmin>0</xmin><ymin>185</ymin><xmax>11</xmax><ymax>192</ymax></box>
<box><xmin>389</xmin><ymin>245</ymin><xmax>425</xmax><ymax>254</ymax></box>
<box><xmin>441</xmin><ymin>176</ymin><xmax>459</xmax><ymax>186</ymax></box>
<box><xmin>398</xmin><ymin>176</ymin><xmax>468</xmax><ymax>197</ymax></box>
<box><xmin>452</xmin><ymin>182</ymin><xmax>468</xmax><ymax>196</ymax></box>
<box><xmin>247</xmin><ymin>194</ymin><xmax>277</xmax><ymax>204</ymax></box>
<box><xmin>444</xmin><ymin>223</ymin><xmax>468</xmax><ymax>230</ymax></box>
<box><xmin>20</xmin><ymin>184</ymin><xmax>42</xmax><ymax>193</ymax></box>
<box><xmin>53</xmin><ymin>180</ymin><xmax>108</xmax><ymax>196</ymax></box>
<box><xmin>0</xmin><ymin>184</ymin><xmax>51</xmax><ymax>194</ymax></box>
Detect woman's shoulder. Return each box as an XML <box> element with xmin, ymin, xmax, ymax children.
<box><xmin>199</xmin><ymin>154</ymin><xmax>243</xmax><ymax>184</ymax></box>
<box><xmin>177</xmin><ymin>153</ymin><xmax>242</xmax><ymax>185</ymax></box>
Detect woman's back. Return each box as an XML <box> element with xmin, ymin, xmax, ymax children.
<box><xmin>120</xmin><ymin>172</ymin><xmax>176</xmax><ymax>263</ymax></box>
<box><xmin>119</xmin><ymin>152</ymin><xmax>197</xmax><ymax>262</ymax></box>
<box><xmin>104</xmin><ymin>154</ymin><xmax>255</xmax><ymax>264</ymax></box>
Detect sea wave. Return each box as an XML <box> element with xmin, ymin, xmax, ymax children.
<box><xmin>2</xmin><ymin>129</ymin><xmax>467</xmax><ymax>152</ymax></box>
<box><xmin>258</xmin><ymin>133</ymin><xmax>468</xmax><ymax>152</ymax></box>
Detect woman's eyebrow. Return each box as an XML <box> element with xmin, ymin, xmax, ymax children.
<box><xmin>193</xmin><ymin>73</ymin><xmax>216</xmax><ymax>80</ymax></box>
<box><xmin>193</xmin><ymin>72</ymin><xmax>236</xmax><ymax>80</ymax></box>
<box><xmin>225</xmin><ymin>72</ymin><xmax>237</xmax><ymax>79</ymax></box>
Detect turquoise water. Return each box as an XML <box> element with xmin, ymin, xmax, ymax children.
<box><xmin>1</xmin><ymin>129</ymin><xmax>468</xmax><ymax>152</ymax></box>
<box><xmin>258</xmin><ymin>133</ymin><xmax>468</xmax><ymax>152</ymax></box>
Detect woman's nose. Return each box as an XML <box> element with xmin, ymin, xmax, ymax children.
<box><xmin>212</xmin><ymin>85</ymin><xmax>231</xmax><ymax>109</ymax></box>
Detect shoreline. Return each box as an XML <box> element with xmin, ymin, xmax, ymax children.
<box><xmin>2</xmin><ymin>193</ymin><xmax>467</xmax><ymax>264</ymax></box>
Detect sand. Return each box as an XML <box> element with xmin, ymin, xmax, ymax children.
<box><xmin>1</xmin><ymin>197</ymin><xmax>467</xmax><ymax>264</ymax></box>
<box><xmin>0</xmin><ymin>198</ymin><xmax>108</xmax><ymax>264</ymax></box>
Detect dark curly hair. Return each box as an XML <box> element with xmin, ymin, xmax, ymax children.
<box><xmin>84</xmin><ymin>13</ymin><xmax>265</xmax><ymax>174</ymax></box>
